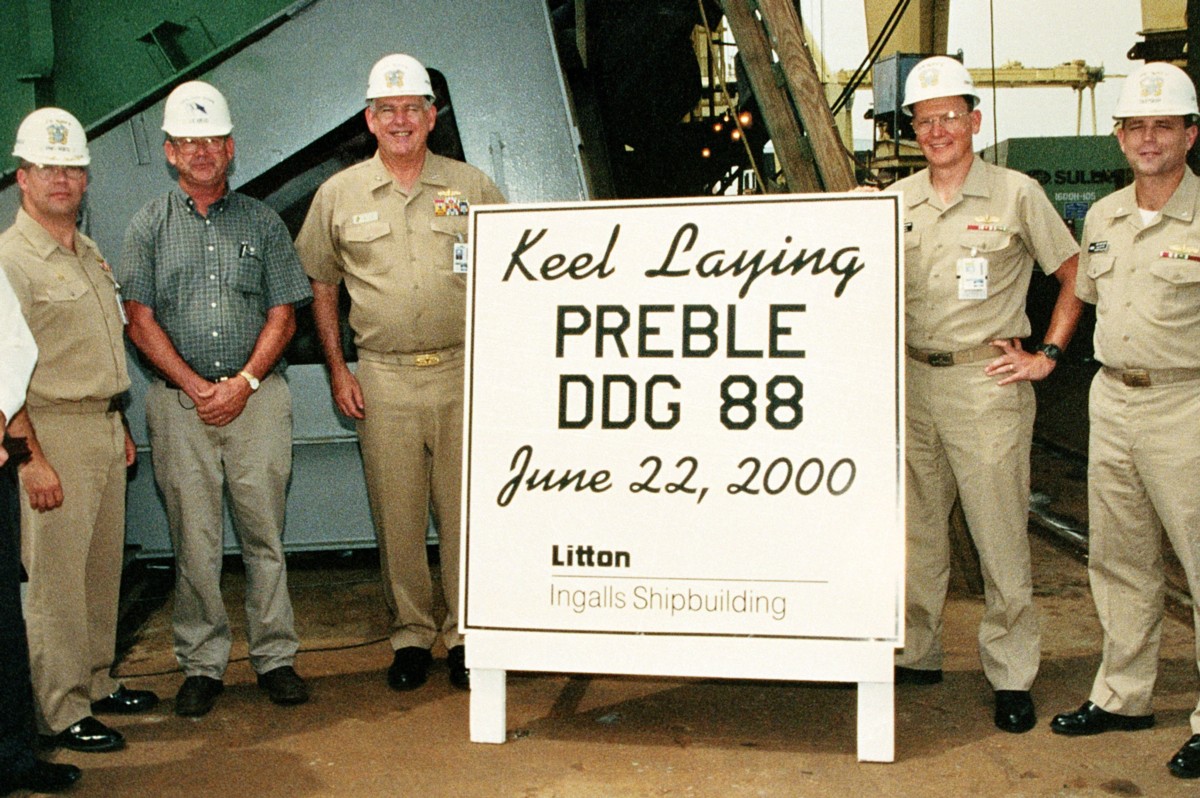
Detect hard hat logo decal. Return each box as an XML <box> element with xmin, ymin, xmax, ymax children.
<box><xmin>187</xmin><ymin>100</ymin><xmax>209</xmax><ymax>117</ymax></box>
<box><xmin>918</xmin><ymin>68</ymin><xmax>939</xmax><ymax>89</ymax></box>
<box><xmin>385</xmin><ymin>70</ymin><xmax>405</xmax><ymax>89</ymax></box>
<box><xmin>46</xmin><ymin>123</ymin><xmax>68</xmax><ymax>146</ymax></box>
<box><xmin>1114</xmin><ymin>62</ymin><xmax>1198</xmax><ymax>118</ymax></box>
<box><xmin>1140</xmin><ymin>73</ymin><xmax>1164</xmax><ymax>100</ymax></box>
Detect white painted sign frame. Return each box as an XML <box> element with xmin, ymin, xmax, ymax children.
<box><xmin>461</xmin><ymin>193</ymin><xmax>904</xmax><ymax>762</ymax></box>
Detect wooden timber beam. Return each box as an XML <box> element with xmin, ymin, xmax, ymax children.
<box><xmin>754</xmin><ymin>0</ymin><xmax>857</xmax><ymax>191</ymax></box>
<box><xmin>719</xmin><ymin>0</ymin><xmax>820</xmax><ymax>192</ymax></box>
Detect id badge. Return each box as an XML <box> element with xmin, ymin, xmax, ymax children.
<box><xmin>957</xmin><ymin>256</ymin><xmax>988</xmax><ymax>300</ymax></box>
<box><xmin>453</xmin><ymin>242</ymin><xmax>469</xmax><ymax>274</ymax></box>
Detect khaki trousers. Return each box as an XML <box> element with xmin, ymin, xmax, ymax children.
<box><xmin>900</xmin><ymin>360</ymin><xmax>1040</xmax><ymax>690</ymax></box>
<box><xmin>356</xmin><ymin>351</ymin><xmax>463</xmax><ymax>651</ymax></box>
<box><xmin>145</xmin><ymin>374</ymin><xmax>299</xmax><ymax>677</ymax></box>
<box><xmin>21</xmin><ymin>407</ymin><xmax>124</xmax><ymax>733</ymax></box>
<box><xmin>1086</xmin><ymin>370</ymin><xmax>1200</xmax><ymax>731</ymax></box>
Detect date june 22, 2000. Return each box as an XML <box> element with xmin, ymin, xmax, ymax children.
<box><xmin>494</xmin><ymin>444</ymin><xmax>856</xmax><ymax>507</ymax></box>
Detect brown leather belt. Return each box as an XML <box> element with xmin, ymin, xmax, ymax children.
<box><xmin>906</xmin><ymin>344</ymin><xmax>1003</xmax><ymax>367</ymax></box>
<box><xmin>1102</xmin><ymin>366</ymin><xmax>1200</xmax><ymax>387</ymax></box>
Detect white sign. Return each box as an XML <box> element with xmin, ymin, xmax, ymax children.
<box><xmin>463</xmin><ymin>193</ymin><xmax>904</xmax><ymax>760</ymax></box>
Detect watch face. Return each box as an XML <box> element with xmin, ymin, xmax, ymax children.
<box><xmin>1038</xmin><ymin>344</ymin><xmax>1061</xmax><ymax>361</ymax></box>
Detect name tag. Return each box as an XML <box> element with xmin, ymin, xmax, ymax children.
<box><xmin>351</xmin><ymin>211</ymin><xmax>380</xmax><ymax>225</ymax></box>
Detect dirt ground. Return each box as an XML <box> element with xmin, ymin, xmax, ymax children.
<box><xmin>27</xmin><ymin>530</ymin><xmax>1200</xmax><ymax>798</ymax></box>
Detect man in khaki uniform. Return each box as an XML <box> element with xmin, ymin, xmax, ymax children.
<box><xmin>0</xmin><ymin>108</ymin><xmax>157</xmax><ymax>755</ymax></box>
<box><xmin>296</xmin><ymin>54</ymin><xmax>504</xmax><ymax>691</ymax></box>
<box><xmin>891</xmin><ymin>57</ymin><xmax>1081</xmax><ymax>733</ymax></box>
<box><xmin>1050</xmin><ymin>62</ymin><xmax>1200</xmax><ymax>780</ymax></box>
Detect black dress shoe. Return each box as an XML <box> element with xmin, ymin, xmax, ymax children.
<box><xmin>448</xmin><ymin>645</ymin><xmax>469</xmax><ymax>690</ymax></box>
<box><xmin>994</xmin><ymin>690</ymin><xmax>1036</xmax><ymax>734</ymax></box>
<box><xmin>257</xmin><ymin>665</ymin><xmax>310</xmax><ymax>706</ymax></box>
<box><xmin>175</xmin><ymin>675</ymin><xmax>224</xmax><ymax>717</ymax></box>
<box><xmin>1170</xmin><ymin>734</ymin><xmax>1200</xmax><ymax>778</ymax></box>
<box><xmin>1050</xmin><ymin>700</ymin><xmax>1155</xmax><ymax>736</ymax></box>
<box><xmin>387</xmin><ymin>647</ymin><xmax>432</xmax><ymax>691</ymax></box>
<box><xmin>894</xmin><ymin>665</ymin><xmax>943</xmax><ymax>685</ymax></box>
<box><xmin>91</xmin><ymin>684</ymin><xmax>160</xmax><ymax>715</ymax></box>
<box><xmin>41</xmin><ymin>716</ymin><xmax>124</xmax><ymax>753</ymax></box>
<box><xmin>0</xmin><ymin>759</ymin><xmax>82</xmax><ymax>794</ymax></box>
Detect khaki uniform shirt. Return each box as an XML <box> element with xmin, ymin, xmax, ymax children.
<box><xmin>0</xmin><ymin>209</ymin><xmax>129</xmax><ymax>408</ymax></box>
<box><xmin>0</xmin><ymin>269</ymin><xmax>37</xmax><ymax>420</ymax></box>
<box><xmin>296</xmin><ymin>152</ymin><xmax>505</xmax><ymax>355</ymax></box>
<box><xmin>1077</xmin><ymin>169</ymin><xmax>1200</xmax><ymax>369</ymax></box>
<box><xmin>896</xmin><ymin>156</ymin><xmax>1079</xmax><ymax>351</ymax></box>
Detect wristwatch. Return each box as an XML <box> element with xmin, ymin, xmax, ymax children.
<box><xmin>239</xmin><ymin>370</ymin><xmax>261</xmax><ymax>391</ymax></box>
<box><xmin>1035</xmin><ymin>343</ymin><xmax>1062</xmax><ymax>361</ymax></box>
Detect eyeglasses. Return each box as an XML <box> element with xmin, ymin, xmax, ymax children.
<box><xmin>25</xmin><ymin>164</ymin><xmax>87</xmax><ymax>181</ymax></box>
<box><xmin>912</xmin><ymin>110</ymin><xmax>972</xmax><ymax>134</ymax></box>
<box><xmin>371</xmin><ymin>102</ymin><xmax>430</xmax><ymax>123</ymax></box>
<box><xmin>169</xmin><ymin>136</ymin><xmax>228</xmax><ymax>154</ymax></box>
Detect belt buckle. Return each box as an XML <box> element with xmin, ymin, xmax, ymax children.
<box><xmin>928</xmin><ymin>352</ymin><xmax>954</xmax><ymax>367</ymax></box>
<box><xmin>414</xmin><ymin>353</ymin><xmax>441</xmax><ymax>367</ymax></box>
<box><xmin>1122</xmin><ymin>369</ymin><xmax>1151</xmax><ymax>387</ymax></box>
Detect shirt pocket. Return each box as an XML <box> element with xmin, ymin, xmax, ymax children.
<box><xmin>430</xmin><ymin>217</ymin><xmax>467</xmax><ymax>274</ymax></box>
<box><xmin>1085</xmin><ymin>253</ymin><xmax>1115</xmax><ymax>311</ymax></box>
<box><xmin>32</xmin><ymin>277</ymin><xmax>89</xmax><ymax>328</ymax></box>
<box><xmin>958</xmin><ymin>231</ymin><xmax>1017</xmax><ymax>257</ymax></box>
<box><xmin>1149</xmin><ymin>258</ymin><xmax>1200</xmax><ymax>321</ymax></box>
<box><xmin>339</xmin><ymin>220</ymin><xmax>393</xmax><ymax>274</ymax></box>
<box><xmin>1086</xmin><ymin>253</ymin><xmax>1115</xmax><ymax>280</ymax></box>
<box><xmin>35</xmin><ymin>278</ymin><xmax>88</xmax><ymax>303</ymax></box>
<box><xmin>227</xmin><ymin>245</ymin><xmax>264</xmax><ymax>296</ymax></box>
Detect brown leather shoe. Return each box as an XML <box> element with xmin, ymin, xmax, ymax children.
<box><xmin>175</xmin><ymin>675</ymin><xmax>223</xmax><ymax>717</ymax></box>
<box><xmin>257</xmin><ymin>665</ymin><xmax>309</xmax><ymax>706</ymax></box>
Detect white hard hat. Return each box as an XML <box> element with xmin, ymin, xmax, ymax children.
<box><xmin>902</xmin><ymin>56</ymin><xmax>981</xmax><ymax>115</ymax></box>
<box><xmin>366</xmin><ymin>53</ymin><xmax>434</xmax><ymax>101</ymax></box>
<box><xmin>162</xmin><ymin>80</ymin><xmax>233</xmax><ymax>137</ymax></box>
<box><xmin>1113</xmin><ymin>62</ymin><xmax>1199</xmax><ymax>119</ymax></box>
<box><xmin>13</xmin><ymin>107</ymin><xmax>90</xmax><ymax>166</ymax></box>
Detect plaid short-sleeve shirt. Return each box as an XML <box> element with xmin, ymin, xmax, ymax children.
<box><xmin>117</xmin><ymin>188</ymin><xmax>312</xmax><ymax>380</ymax></box>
